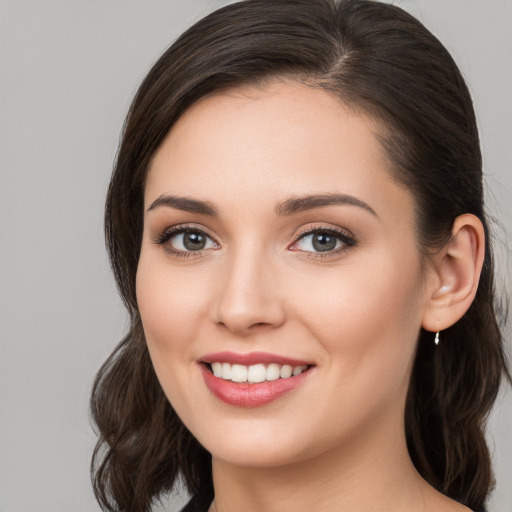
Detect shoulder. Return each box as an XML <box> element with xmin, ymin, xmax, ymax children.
<box><xmin>179</xmin><ymin>494</ymin><xmax>212</xmax><ymax>512</ymax></box>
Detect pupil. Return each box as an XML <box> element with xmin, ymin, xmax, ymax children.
<box><xmin>183</xmin><ymin>232</ymin><xmax>206</xmax><ymax>250</ymax></box>
<box><xmin>312</xmin><ymin>233</ymin><xmax>336</xmax><ymax>252</ymax></box>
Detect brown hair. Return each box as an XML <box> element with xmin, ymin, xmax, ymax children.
<box><xmin>91</xmin><ymin>1</ymin><xmax>510</xmax><ymax>511</ymax></box>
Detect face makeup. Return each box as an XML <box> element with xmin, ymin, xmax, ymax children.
<box><xmin>136</xmin><ymin>81</ymin><xmax>430</xmax><ymax>470</ymax></box>
<box><xmin>200</xmin><ymin>352</ymin><xmax>314</xmax><ymax>406</ymax></box>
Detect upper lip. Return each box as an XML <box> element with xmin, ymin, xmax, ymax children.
<box><xmin>200</xmin><ymin>351</ymin><xmax>313</xmax><ymax>367</ymax></box>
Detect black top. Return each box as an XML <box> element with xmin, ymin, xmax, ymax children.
<box><xmin>180</xmin><ymin>494</ymin><xmax>486</xmax><ymax>512</ymax></box>
<box><xmin>180</xmin><ymin>493</ymin><xmax>213</xmax><ymax>512</ymax></box>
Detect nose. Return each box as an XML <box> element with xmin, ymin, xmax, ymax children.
<box><xmin>215</xmin><ymin>246</ymin><xmax>286</xmax><ymax>336</ymax></box>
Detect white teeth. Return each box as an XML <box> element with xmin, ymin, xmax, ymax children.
<box><xmin>209</xmin><ymin>362</ymin><xmax>309</xmax><ymax>383</ymax></box>
<box><xmin>211</xmin><ymin>362</ymin><xmax>222</xmax><ymax>377</ymax></box>
<box><xmin>231</xmin><ymin>364</ymin><xmax>248</xmax><ymax>383</ymax></box>
<box><xmin>247</xmin><ymin>364</ymin><xmax>266</xmax><ymax>383</ymax></box>
<box><xmin>221</xmin><ymin>362</ymin><xmax>232</xmax><ymax>380</ymax></box>
<box><xmin>280</xmin><ymin>364</ymin><xmax>293</xmax><ymax>379</ymax></box>
<box><xmin>266</xmin><ymin>363</ymin><xmax>281</xmax><ymax>381</ymax></box>
<box><xmin>292</xmin><ymin>365</ymin><xmax>307</xmax><ymax>376</ymax></box>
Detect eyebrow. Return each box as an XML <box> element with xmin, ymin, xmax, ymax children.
<box><xmin>275</xmin><ymin>194</ymin><xmax>378</xmax><ymax>217</ymax></box>
<box><xmin>146</xmin><ymin>195</ymin><xmax>218</xmax><ymax>216</ymax></box>
<box><xmin>146</xmin><ymin>192</ymin><xmax>377</xmax><ymax>218</ymax></box>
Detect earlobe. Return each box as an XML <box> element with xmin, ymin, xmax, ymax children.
<box><xmin>422</xmin><ymin>214</ymin><xmax>485</xmax><ymax>333</ymax></box>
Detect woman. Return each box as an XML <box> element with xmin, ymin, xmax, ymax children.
<box><xmin>90</xmin><ymin>1</ymin><xmax>510</xmax><ymax>511</ymax></box>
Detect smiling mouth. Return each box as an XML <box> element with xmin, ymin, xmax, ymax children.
<box><xmin>204</xmin><ymin>362</ymin><xmax>311</xmax><ymax>383</ymax></box>
<box><xmin>199</xmin><ymin>352</ymin><xmax>315</xmax><ymax>406</ymax></box>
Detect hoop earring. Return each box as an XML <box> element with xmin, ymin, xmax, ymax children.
<box><xmin>434</xmin><ymin>331</ymin><xmax>440</xmax><ymax>346</ymax></box>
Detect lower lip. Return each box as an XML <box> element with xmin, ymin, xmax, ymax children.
<box><xmin>200</xmin><ymin>364</ymin><xmax>312</xmax><ymax>407</ymax></box>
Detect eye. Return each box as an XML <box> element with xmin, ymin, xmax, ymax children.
<box><xmin>154</xmin><ymin>226</ymin><xmax>218</xmax><ymax>255</ymax></box>
<box><xmin>290</xmin><ymin>227</ymin><xmax>355</xmax><ymax>255</ymax></box>
<box><xmin>171</xmin><ymin>230</ymin><xmax>216</xmax><ymax>251</ymax></box>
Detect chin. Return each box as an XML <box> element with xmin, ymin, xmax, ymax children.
<box><xmin>207</xmin><ymin>437</ymin><xmax>309</xmax><ymax>469</ymax></box>
<box><xmin>185</xmin><ymin>411</ymin><xmax>334</xmax><ymax>470</ymax></box>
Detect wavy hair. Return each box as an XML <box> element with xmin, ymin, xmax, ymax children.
<box><xmin>90</xmin><ymin>1</ymin><xmax>510</xmax><ymax>511</ymax></box>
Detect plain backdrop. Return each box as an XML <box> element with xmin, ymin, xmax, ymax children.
<box><xmin>0</xmin><ymin>1</ymin><xmax>510</xmax><ymax>511</ymax></box>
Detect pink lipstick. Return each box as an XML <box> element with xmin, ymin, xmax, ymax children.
<box><xmin>199</xmin><ymin>351</ymin><xmax>314</xmax><ymax>407</ymax></box>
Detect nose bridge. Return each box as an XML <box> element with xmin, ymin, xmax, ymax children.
<box><xmin>215</xmin><ymin>238</ymin><xmax>284</xmax><ymax>334</ymax></box>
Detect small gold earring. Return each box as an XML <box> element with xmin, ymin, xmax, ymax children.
<box><xmin>434</xmin><ymin>331</ymin><xmax>440</xmax><ymax>346</ymax></box>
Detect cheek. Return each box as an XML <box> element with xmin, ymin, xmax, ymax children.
<box><xmin>136</xmin><ymin>252</ymin><xmax>210</xmax><ymax>359</ymax></box>
<box><xmin>135</xmin><ymin>252</ymin><xmax>216</xmax><ymax>418</ymax></box>
<box><xmin>294</xmin><ymin>250</ymin><xmax>424</xmax><ymax>384</ymax></box>
<box><xmin>290</xmin><ymin>258</ymin><xmax>423</xmax><ymax>443</ymax></box>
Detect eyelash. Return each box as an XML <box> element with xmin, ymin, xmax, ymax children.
<box><xmin>153</xmin><ymin>224</ymin><xmax>356</xmax><ymax>259</ymax></box>
<box><xmin>291</xmin><ymin>226</ymin><xmax>356</xmax><ymax>260</ymax></box>
<box><xmin>153</xmin><ymin>224</ymin><xmax>219</xmax><ymax>259</ymax></box>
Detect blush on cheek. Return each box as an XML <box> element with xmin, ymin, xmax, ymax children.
<box><xmin>307</xmin><ymin>258</ymin><xmax>421</xmax><ymax>370</ymax></box>
<box><xmin>136</xmin><ymin>257</ymin><xmax>212</xmax><ymax>356</ymax></box>
<box><xmin>136</xmin><ymin>263</ymin><xmax>176</xmax><ymax>351</ymax></box>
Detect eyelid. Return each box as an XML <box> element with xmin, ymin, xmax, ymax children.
<box><xmin>289</xmin><ymin>224</ymin><xmax>356</xmax><ymax>257</ymax></box>
<box><xmin>151</xmin><ymin>222</ymin><xmax>355</xmax><ymax>259</ymax></box>
<box><xmin>293</xmin><ymin>223</ymin><xmax>355</xmax><ymax>240</ymax></box>
<box><xmin>152</xmin><ymin>223</ymin><xmax>220</xmax><ymax>257</ymax></box>
<box><xmin>152</xmin><ymin>223</ymin><xmax>215</xmax><ymax>243</ymax></box>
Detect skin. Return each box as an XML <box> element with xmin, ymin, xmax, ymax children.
<box><xmin>137</xmin><ymin>81</ymin><xmax>481</xmax><ymax>512</ymax></box>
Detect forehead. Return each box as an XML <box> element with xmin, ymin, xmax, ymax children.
<box><xmin>151</xmin><ymin>81</ymin><xmax>383</xmax><ymax>171</ymax></box>
<box><xmin>146</xmin><ymin>81</ymin><xmax>414</xmax><ymax>224</ymax></box>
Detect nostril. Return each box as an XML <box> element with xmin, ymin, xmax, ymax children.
<box><xmin>250</xmin><ymin>322</ymin><xmax>269</xmax><ymax>329</ymax></box>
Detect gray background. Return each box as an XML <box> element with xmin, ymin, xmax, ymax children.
<box><xmin>0</xmin><ymin>1</ymin><xmax>510</xmax><ymax>511</ymax></box>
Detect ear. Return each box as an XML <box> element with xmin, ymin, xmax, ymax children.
<box><xmin>422</xmin><ymin>214</ymin><xmax>485</xmax><ymax>333</ymax></box>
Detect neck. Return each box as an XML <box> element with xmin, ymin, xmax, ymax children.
<box><xmin>209</xmin><ymin>412</ymin><xmax>430</xmax><ymax>512</ymax></box>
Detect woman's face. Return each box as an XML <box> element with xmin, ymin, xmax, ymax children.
<box><xmin>137</xmin><ymin>82</ymin><xmax>432</xmax><ymax>468</ymax></box>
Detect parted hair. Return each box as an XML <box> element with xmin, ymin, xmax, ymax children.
<box><xmin>90</xmin><ymin>1</ymin><xmax>510</xmax><ymax>511</ymax></box>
